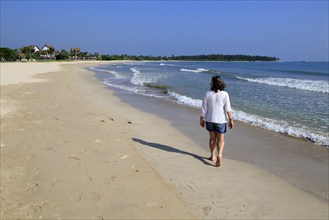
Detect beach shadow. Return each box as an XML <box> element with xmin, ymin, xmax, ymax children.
<box><xmin>132</xmin><ymin>138</ymin><xmax>215</xmax><ymax>166</ymax></box>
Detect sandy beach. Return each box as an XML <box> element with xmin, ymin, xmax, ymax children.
<box><xmin>1</xmin><ymin>61</ymin><xmax>328</xmax><ymax>219</ymax></box>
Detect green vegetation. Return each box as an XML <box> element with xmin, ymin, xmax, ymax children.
<box><xmin>56</xmin><ymin>49</ymin><xmax>70</xmax><ymax>60</ymax></box>
<box><xmin>1</xmin><ymin>45</ymin><xmax>279</xmax><ymax>62</ymax></box>
<box><xmin>0</xmin><ymin>46</ymin><xmax>101</xmax><ymax>62</ymax></box>
<box><xmin>174</xmin><ymin>54</ymin><xmax>279</xmax><ymax>61</ymax></box>
<box><xmin>101</xmin><ymin>54</ymin><xmax>279</xmax><ymax>61</ymax></box>
<box><xmin>0</xmin><ymin>48</ymin><xmax>19</xmax><ymax>61</ymax></box>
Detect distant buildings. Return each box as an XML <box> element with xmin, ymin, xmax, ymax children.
<box><xmin>70</xmin><ymin>48</ymin><xmax>80</xmax><ymax>60</ymax></box>
<box><xmin>70</xmin><ymin>48</ymin><xmax>80</xmax><ymax>54</ymax></box>
<box><xmin>39</xmin><ymin>44</ymin><xmax>56</xmax><ymax>59</ymax></box>
<box><xmin>31</xmin><ymin>45</ymin><xmax>40</xmax><ymax>53</ymax></box>
<box><xmin>0</xmin><ymin>44</ymin><xmax>101</xmax><ymax>61</ymax></box>
<box><xmin>41</xmin><ymin>44</ymin><xmax>53</xmax><ymax>51</ymax></box>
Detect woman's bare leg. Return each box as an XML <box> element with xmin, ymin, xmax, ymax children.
<box><xmin>215</xmin><ymin>134</ymin><xmax>225</xmax><ymax>167</ymax></box>
<box><xmin>208</xmin><ymin>132</ymin><xmax>216</xmax><ymax>161</ymax></box>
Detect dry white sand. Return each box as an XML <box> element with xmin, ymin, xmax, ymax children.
<box><xmin>1</xmin><ymin>62</ymin><xmax>328</xmax><ymax>219</ymax></box>
<box><xmin>0</xmin><ymin>62</ymin><xmax>62</xmax><ymax>86</ymax></box>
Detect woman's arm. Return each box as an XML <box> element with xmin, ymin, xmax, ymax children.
<box><xmin>227</xmin><ymin>111</ymin><xmax>234</xmax><ymax>129</ymax></box>
<box><xmin>200</xmin><ymin>93</ymin><xmax>208</xmax><ymax>128</ymax></box>
<box><xmin>200</xmin><ymin>116</ymin><xmax>205</xmax><ymax>128</ymax></box>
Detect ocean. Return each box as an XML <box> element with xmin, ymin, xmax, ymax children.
<box><xmin>89</xmin><ymin>61</ymin><xmax>329</xmax><ymax>147</ymax></box>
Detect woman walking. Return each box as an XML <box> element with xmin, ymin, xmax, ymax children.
<box><xmin>200</xmin><ymin>75</ymin><xmax>234</xmax><ymax>167</ymax></box>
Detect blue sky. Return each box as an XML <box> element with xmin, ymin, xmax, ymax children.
<box><xmin>1</xmin><ymin>0</ymin><xmax>328</xmax><ymax>61</ymax></box>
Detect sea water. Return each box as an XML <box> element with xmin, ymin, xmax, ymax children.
<box><xmin>90</xmin><ymin>61</ymin><xmax>329</xmax><ymax>147</ymax></box>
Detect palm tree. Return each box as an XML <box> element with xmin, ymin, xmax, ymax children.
<box><xmin>21</xmin><ymin>46</ymin><xmax>33</xmax><ymax>60</ymax></box>
<box><xmin>48</xmin><ymin>47</ymin><xmax>55</xmax><ymax>58</ymax></box>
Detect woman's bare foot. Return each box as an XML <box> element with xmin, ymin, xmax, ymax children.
<box><xmin>215</xmin><ymin>156</ymin><xmax>221</xmax><ymax>167</ymax></box>
<box><xmin>208</xmin><ymin>155</ymin><xmax>215</xmax><ymax>161</ymax></box>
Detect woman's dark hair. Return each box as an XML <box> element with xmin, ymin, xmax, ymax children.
<box><xmin>210</xmin><ymin>75</ymin><xmax>226</xmax><ymax>93</ymax></box>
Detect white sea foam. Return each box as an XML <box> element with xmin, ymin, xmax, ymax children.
<box><xmin>103</xmin><ymin>79</ymin><xmax>139</xmax><ymax>93</ymax></box>
<box><xmin>160</xmin><ymin>63</ymin><xmax>176</xmax><ymax>66</ymax></box>
<box><xmin>103</xmin><ymin>79</ymin><xmax>167</xmax><ymax>99</ymax></box>
<box><xmin>168</xmin><ymin>90</ymin><xmax>328</xmax><ymax>146</ymax></box>
<box><xmin>130</xmin><ymin>67</ymin><xmax>168</xmax><ymax>87</ymax></box>
<box><xmin>168</xmin><ymin>91</ymin><xmax>202</xmax><ymax>108</ymax></box>
<box><xmin>237</xmin><ymin>76</ymin><xmax>329</xmax><ymax>93</ymax></box>
<box><xmin>130</xmin><ymin>68</ymin><xmax>143</xmax><ymax>86</ymax></box>
<box><xmin>130</xmin><ymin>67</ymin><xmax>158</xmax><ymax>86</ymax></box>
<box><xmin>233</xmin><ymin>109</ymin><xmax>328</xmax><ymax>146</ymax></box>
<box><xmin>89</xmin><ymin>67</ymin><xmax>125</xmax><ymax>79</ymax></box>
<box><xmin>180</xmin><ymin>68</ymin><xmax>209</xmax><ymax>73</ymax></box>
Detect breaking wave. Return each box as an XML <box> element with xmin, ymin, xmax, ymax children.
<box><xmin>180</xmin><ymin>68</ymin><xmax>209</xmax><ymax>73</ymax></box>
<box><xmin>88</xmin><ymin>66</ymin><xmax>125</xmax><ymax>79</ymax></box>
<box><xmin>167</xmin><ymin>90</ymin><xmax>202</xmax><ymax>108</ymax></box>
<box><xmin>237</xmin><ymin>76</ymin><xmax>329</xmax><ymax>93</ymax></box>
<box><xmin>130</xmin><ymin>67</ymin><xmax>160</xmax><ymax>86</ymax></box>
<box><xmin>167</xmin><ymin>91</ymin><xmax>328</xmax><ymax>146</ymax></box>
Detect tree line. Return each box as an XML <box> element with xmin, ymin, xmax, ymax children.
<box><xmin>0</xmin><ymin>47</ymin><xmax>101</xmax><ymax>61</ymax></box>
<box><xmin>101</xmin><ymin>54</ymin><xmax>279</xmax><ymax>61</ymax></box>
<box><xmin>1</xmin><ymin>47</ymin><xmax>279</xmax><ymax>62</ymax></box>
<box><xmin>0</xmin><ymin>48</ymin><xmax>20</xmax><ymax>61</ymax></box>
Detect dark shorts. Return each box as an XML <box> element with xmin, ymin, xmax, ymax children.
<box><xmin>206</xmin><ymin>122</ymin><xmax>227</xmax><ymax>134</ymax></box>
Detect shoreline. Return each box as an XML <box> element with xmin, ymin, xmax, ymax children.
<box><xmin>93</xmin><ymin>61</ymin><xmax>328</xmax><ymax>147</ymax></box>
<box><xmin>104</xmin><ymin>76</ymin><xmax>329</xmax><ymax>201</ymax></box>
<box><xmin>1</xmin><ymin>62</ymin><xmax>328</xmax><ymax>219</ymax></box>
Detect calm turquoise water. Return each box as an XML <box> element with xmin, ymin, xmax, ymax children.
<box><xmin>90</xmin><ymin>61</ymin><xmax>329</xmax><ymax>146</ymax></box>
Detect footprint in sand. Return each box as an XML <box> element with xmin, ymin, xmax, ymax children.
<box><xmin>45</xmin><ymin>147</ymin><xmax>56</xmax><ymax>152</ymax></box>
<box><xmin>68</xmin><ymin>155</ymin><xmax>81</xmax><ymax>160</ymax></box>
<box><xmin>32</xmin><ymin>145</ymin><xmax>42</xmax><ymax>150</ymax></box>
<box><xmin>68</xmin><ymin>155</ymin><xmax>81</xmax><ymax>168</ymax></box>
<box><xmin>1</xmin><ymin>176</ymin><xmax>8</xmax><ymax>187</ymax></box>
<box><xmin>26</xmin><ymin>183</ymin><xmax>41</xmax><ymax>193</ymax></box>
<box><xmin>116</xmin><ymin>153</ymin><xmax>129</xmax><ymax>159</ymax></box>
<box><xmin>202</xmin><ymin>206</ymin><xmax>212</xmax><ymax>216</ymax></box>
<box><xmin>52</xmin><ymin>201</ymin><xmax>63</xmax><ymax>208</ymax></box>
<box><xmin>50</xmin><ymin>177</ymin><xmax>59</xmax><ymax>187</ymax></box>
<box><xmin>99</xmin><ymin>178</ymin><xmax>115</xmax><ymax>186</ymax></box>
<box><xmin>111</xmin><ymin>176</ymin><xmax>118</xmax><ymax>182</ymax></box>
<box><xmin>25</xmin><ymin>154</ymin><xmax>37</xmax><ymax>160</ymax></box>
<box><xmin>146</xmin><ymin>201</ymin><xmax>159</xmax><ymax>208</ymax></box>
<box><xmin>20</xmin><ymin>202</ymin><xmax>42</xmax><ymax>218</ymax></box>
<box><xmin>70</xmin><ymin>191</ymin><xmax>83</xmax><ymax>201</ymax></box>
<box><xmin>33</xmin><ymin>167</ymin><xmax>42</xmax><ymax>176</ymax></box>
<box><xmin>87</xmin><ymin>192</ymin><xmax>101</xmax><ymax>201</ymax></box>
<box><xmin>82</xmin><ymin>174</ymin><xmax>93</xmax><ymax>182</ymax></box>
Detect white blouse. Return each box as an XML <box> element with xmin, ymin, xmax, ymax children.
<box><xmin>201</xmin><ymin>90</ymin><xmax>232</xmax><ymax>123</ymax></box>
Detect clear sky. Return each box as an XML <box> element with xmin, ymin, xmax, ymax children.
<box><xmin>1</xmin><ymin>0</ymin><xmax>328</xmax><ymax>61</ymax></box>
